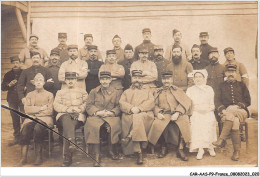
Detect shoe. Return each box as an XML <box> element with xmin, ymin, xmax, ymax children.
<box><xmin>8</xmin><ymin>139</ymin><xmax>19</xmax><ymax>147</ymax></box>
<box><xmin>196</xmin><ymin>149</ymin><xmax>204</xmax><ymax>160</ymax></box>
<box><xmin>212</xmin><ymin>139</ymin><xmax>226</xmax><ymax>148</ymax></box>
<box><xmin>136</xmin><ymin>152</ymin><xmax>143</xmax><ymax>165</ymax></box>
<box><xmin>176</xmin><ymin>149</ymin><xmax>188</xmax><ymax>161</ymax></box>
<box><xmin>61</xmin><ymin>153</ymin><xmax>72</xmax><ymax>167</ymax></box>
<box><xmin>208</xmin><ymin>148</ymin><xmax>216</xmax><ymax>157</ymax></box>
<box><xmin>158</xmin><ymin>147</ymin><xmax>167</xmax><ymax>158</ymax></box>
<box><xmin>109</xmin><ymin>151</ymin><xmax>119</xmax><ymax>160</ymax></box>
<box><xmin>231</xmin><ymin>150</ymin><xmax>240</xmax><ymax>161</ymax></box>
<box><xmin>93</xmin><ymin>154</ymin><xmax>101</xmax><ymax>167</ymax></box>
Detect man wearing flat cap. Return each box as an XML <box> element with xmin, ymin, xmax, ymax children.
<box><xmin>85</xmin><ymin>45</ymin><xmax>104</xmax><ymax>93</ymax></box>
<box><xmin>118</xmin><ymin>44</ymin><xmax>135</xmax><ymax>90</ymax></box>
<box><xmin>189</xmin><ymin>44</ymin><xmax>208</xmax><ymax>70</ymax></box>
<box><xmin>199</xmin><ymin>32</ymin><xmax>213</xmax><ymax>66</ymax></box>
<box><xmin>19</xmin><ymin>34</ymin><xmax>48</xmax><ymax>69</ymax></box>
<box><xmin>78</xmin><ymin>34</ymin><xmax>103</xmax><ymax>61</ymax></box>
<box><xmin>213</xmin><ymin>64</ymin><xmax>251</xmax><ymax>161</ymax></box>
<box><xmin>84</xmin><ymin>71</ymin><xmax>122</xmax><ymax>167</ymax></box>
<box><xmin>52</xmin><ymin>32</ymin><xmax>69</xmax><ymax>64</ymax></box>
<box><xmin>152</xmin><ymin>45</ymin><xmax>170</xmax><ymax>87</ymax></box>
<box><xmin>99</xmin><ymin>50</ymin><xmax>125</xmax><ymax>90</ymax></box>
<box><xmin>1</xmin><ymin>56</ymin><xmax>23</xmax><ymax>146</ymax></box>
<box><xmin>54</xmin><ymin>72</ymin><xmax>88</xmax><ymax>167</ymax></box>
<box><xmin>119</xmin><ymin>70</ymin><xmax>155</xmax><ymax>165</ymax></box>
<box><xmin>223</xmin><ymin>47</ymin><xmax>249</xmax><ymax>88</ymax></box>
<box><xmin>148</xmin><ymin>71</ymin><xmax>192</xmax><ymax>161</ymax></box>
<box><xmin>165</xmin><ymin>29</ymin><xmax>191</xmax><ymax>61</ymax></box>
<box><xmin>58</xmin><ymin>44</ymin><xmax>89</xmax><ymax>90</ymax></box>
<box><xmin>112</xmin><ymin>35</ymin><xmax>124</xmax><ymax>63</ymax></box>
<box><xmin>134</xmin><ymin>28</ymin><xmax>156</xmax><ymax>61</ymax></box>
<box><xmin>130</xmin><ymin>47</ymin><xmax>158</xmax><ymax>89</ymax></box>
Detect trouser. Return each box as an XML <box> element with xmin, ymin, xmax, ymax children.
<box><xmin>19</xmin><ymin>120</ymin><xmax>48</xmax><ymax>145</ymax></box>
<box><xmin>223</xmin><ymin>106</ymin><xmax>247</xmax><ymax>130</ymax></box>
<box><xmin>8</xmin><ymin>101</ymin><xmax>24</xmax><ymax>139</ymax></box>
<box><xmin>158</xmin><ymin>134</ymin><xmax>166</xmax><ymax>147</ymax></box>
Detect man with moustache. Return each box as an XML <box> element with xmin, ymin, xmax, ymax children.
<box><xmin>165</xmin><ymin>29</ymin><xmax>191</xmax><ymax>61</ymax></box>
<box><xmin>85</xmin><ymin>45</ymin><xmax>104</xmax><ymax>93</ymax></box>
<box><xmin>78</xmin><ymin>34</ymin><xmax>103</xmax><ymax>61</ymax></box>
<box><xmin>17</xmin><ymin>51</ymin><xmax>54</xmax><ymax>106</ymax></box>
<box><xmin>84</xmin><ymin>71</ymin><xmax>122</xmax><ymax>167</ymax></box>
<box><xmin>19</xmin><ymin>34</ymin><xmax>48</xmax><ymax>69</ymax></box>
<box><xmin>223</xmin><ymin>47</ymin><xmax>249</xmax><ymax>88</ymax></box>
<box><xmin>152</xmin><ymin>45</ymin><xmax>170</xmax><ymax>88</ymax></box>
<box><xmin>199</xmin><ymin>32</ymin><xmax>213</xmax><ymax>66</ymax></box>
<box><xmin>112</xmin><ymin>35</ymin><xmax>124</xmax><ymax>63</ymax></box>
<box><xmin>2</xmin><ymin>56</ymin><xmax>23</xmax><ymax>146</ymax></box>
<box><xmin>166</xmin><ymin>44</ymin><xmax>193</xmax><ymax>91</ymax></box>
<box><xmin>52</xmin><ymin>32</ymin><xmax>69</xmax><ymax>64</ymax></box>
<box><xmin>58</xmin><ymin>45</ymin><xmax>89</xmax><ymax>90</ymax></box>
<box><xmin>130</xmin><ymin>47</ymin><xmax>158</xmax><ymax>89</ymax></box>
<box><xmin>118</xmin><ymin>44</ymin><xmax>135</xmax><ymax>90</ymax></box>
<box><xmin>189</xmin><ymin>44</ymin><xmax>208</xmax><ymax>70</ymax></box>
<box><xmin>213</xmin><ymin>64</ymin><xmax>251</xmax><ymax>161</ymax></box>
<box><xmin>99</xmin><ymin>50</ymin><xmax>125</xmax><ymax>90</ymax></box>
<box><xmin>134</xmin><ymin>28</ymin><xmax>156</xmax><ymax>61</ymax></box>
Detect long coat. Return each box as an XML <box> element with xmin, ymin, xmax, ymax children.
<box><xmin>84</xmin><ymin>85</ymin><xmax>122</xmax><ymax>144</ymax></box>
<box><xmin>85</xmin><ymin>59</ymin><xmax>103</xmax><ymax>93</ymax></box>
<box><xmin>148</xmin><ymin>86</ymin><xmax>192</xmax><ymax>146</ymax></box>
<box><xmin>119</xmin><ymin>87</ymin><xmax>155</xmax><ymax>155</ymax></box>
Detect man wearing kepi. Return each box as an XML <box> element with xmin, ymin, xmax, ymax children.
<box><xmin>85</xmin><ymin>45</ymin><xmax>104</xmax><ymax>93</ymax></box>
<box><xmin>134</xmin><ymin>28</ymin><xmax>156</xmax><ymax>61</ymax></box>
<box><xmin>148</xmin><ymin>71</ymin><xmax>191</xmax><ymax>161</ymax></box>
<box><xmin>58</xmin><ymin>44</ymin><xmax>88</xmax><ymax>90</ymax></box>
<box><xmin>112</xmin><ymin>35</ymin><xmax>124</xmax><ymax>63</ymax></box>
<box><xmin>19</xmin><ymin>73</ymin><xmax>54</xmax><ymax>166</ymax></box>
<box><xmin>84</xmin><ymin>71</ymin><xmax>122</xmax><ymax>167</ymax></box>
<box><xmin>1</xmin><ymin>56</ymin><xmax>23</xmax><ymax>146</ymax></box>
<box><xmin>119</xmin><ymin>70</ymin><xmax>155</xmax><ymax>165</ymax></box>
<box><xmin>54</xmin><ymin>72</ymin><xmax>88</xmax><ymax>167</ymax></box>
<box><xmin>199</xmin><ymin>32</ymin><xmax>213</xmax><ymax>66</ymax></box>
<box><xmin>212</xmin><ymin>64</ymin><xmax>251</xmax><ymax>161</ymax></box>
<box><xmin>52</xmin><ymin>32</ymin><xmax>69</xmax><ymax>64</ymax></box>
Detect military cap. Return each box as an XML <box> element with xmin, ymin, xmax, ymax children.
<box><xmin>34</xmin><ymin>73</ymin><xmax>44</xmax><ymax>80</ymax></box>
<box><xmin>10</xmin><ymin>56</ymin><xmax>20</xmax><ymax>62</ymax></box>
<box><xmin>154</xmin><ymin>45</ymin><xmax>164</xmax><ymax>51</ymax></box>
<box><xmin>161</xmin><ymin>71</ymin><xmax>173</xmax><ymax>78</ymax></box>
<box><xmin>67</xmin><ymin>44</ymin><xmax>78</xmax><ymax>50</ymax></box>
<box><xmin>113</xmin><ymin>34</ymin><xmax>121</xmax><ymax>40</ymax></box>
<box><xmin>199</xmin><ymin>32</ymin><xmax>209</xmax><ymax>37</ymax></box>
<box><xmin>142</xmin><ymin>28</ymin><xmax>151</xmax><ymax>33</ymax></box>
<box><xmin>225</xmin><ymin>64</ymin><xmax>237</xmax><ymax>72</ymax></box>
<box><xmin>224</xmin><ymin>47</ymin><xmax>235</xmax><ymax>55</ymax></box>
<box><xmin>131</xmin><ymin>70</ymin><xmax>143</xmax><ymax>77</ymax></box>
<box><xmin>30</xmin><ymin>51</ymin><xmax>41</xmax><ymax>58</ymax></box>
<box><xmin>172</xmin><ymin>44</ymin><xmax>182</xmax><ymax>51</ymax></box>
<box><xmin>138</xmin><ymin>47</ymin><xmax>149</xmax><ymax>53</ymax></box>
<box><xmin>50</xmin><ymin>48</ymin><xmax>60</xmax><ymax>56</ymax></box>
<box><xmin>106</xmin><ymin>50</ymin><xmax>116</xmax><ymax>55</ymax></box>
<box><xmin>84</xmin><ymin>34</ymin><xmax>93</xmax><ymax>40</ymax></box>
<box><xmin>65</xmin><ymin>72</ymin><xmax>77</xmax><ymax>79</ymax></box>
<box><xmin>124</xmin><ymin>44</ymin><xmax>133</xmax><ymax>51</ymax></box>
<box><xmin>172</xmin><ymin>29</ymin><xmax>180</xmax><ymax>36</ymax></box>
<box><xmin>88</xmin><ymin>45</ymin><xmax>98</xmax><ymax>50</ymax></box>
<box><xmin>29</xmin><ymin>34</ymin><xmax>39</xmax><ymax>40</ymax></box>
<box><xmin>58</xmin><ymin>32</ymin><xmax>67</xmax><ymax>38</ymax></box>
<box><xmin>99</xmin><ymin>71</ymin><xmax>111</xmax><ymax>78</ymax></box>
<box><xmin>208</xmin><ymin>47</ymin><xmax>219</xmax><ymax>55</ymax></box>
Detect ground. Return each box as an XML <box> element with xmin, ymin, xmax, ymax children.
<box><xmin>1</xmin><ymin>107</ymin><xmax>258</xmax><ymax>167</ymax></box>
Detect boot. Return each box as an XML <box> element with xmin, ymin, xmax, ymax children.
<box><xmin>34</xmin><ymin>143</ymin><xmax>43</xmax><ymax>165</ymax></box>
<box><xmin>136</xmin><ymin>152</ymin><xmax>143</xmax><ymax>165</ymax></box>
<box><xmin>213</xmin><ymin>121</ymin><xmax>233</xmax><ymax>147</ymax></box>
<box><xmin>176</xmin><ymin>149</ymin><xmax>188</xmax><ymax>161</ymax></box>
<box><xmin>93</xmin><ymin>153</ymin><xmax>101</xmax><ymax>167</ymax></box>
<box><xmin>19</xmin><ymin>145</ymin><xmax>28</xmax><ymax>165</ymax></box>
<box><xmin>231</xmin><ymin>130</ymin><xmax>241</xmax><ymax>161</ymax></box>
<box><xmin>158</xmin><ymin>146</ymin><xmax>167</xmax><ymax>158</ymax></box>
<box><xmin>61</xmin><ymin>152</ymin><xmax>72</xmax><ymax>167</ymax></box>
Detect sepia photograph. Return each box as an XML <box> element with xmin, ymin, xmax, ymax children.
<box><xmin>0</xmin><ymin>0</ymin><xmax>259</xmax><ymax>176</ymax></box>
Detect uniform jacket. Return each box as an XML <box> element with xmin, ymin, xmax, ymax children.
<box><xmin>164</xmin><ymin>42</ymin><xmax>191</xmax><ymax>61</ymax></box>
<box><xmin>1</xmin><ymin>69</ymin><xmax>23</xmax><ymax>103</ymax></box>
<box><xmin>53</xmin><ymin>87</ymin><xmax>88</xmax><ymax>122</ymax></box>
<box><xmin>58</xmin><ymin>58</ymin><xmax>88</xmax><ymax>89</ymax></box>
<box><xmin>134</xmin><ymin>40</ymin><xmax>155</xmax><ymax>61</ymax></box>
<box><xmin>52</xmin><ymin>44</ymin><xmax>69</xmax><ymax>64</ymax></box>
<box><xmin>166</xmin><ymin>59</ymin><xmax>193</xmax><ymax>91</ymax></box>
<box><xmin>47</xmin><ymin>63</ymin><xmax>62</xmax><ymax>96</ymax></box>
<box><xmin>23</xmin><ymin>89</ymin><xmax>54</xmax><ymax>127</ymax></box>
<box><xmin>200</xmin><ymin>43</ymin><xmax>213</xmax><ymax>66</ymax></box>
<box><xmin>118</xmin><ymin>57</ymin><xmax>135</xmax><ymax>90</ymax></box>
<box><xmin>189</xmin><ymin>57</ymin><xmax>208</xmax><ymax>70</ymax></box>
<box><xmin>153</xmin><ymin>57</ymin><xmax>170</xmax><ymax>87</ymax></box>
<box><xmin>17</xmin><ymin>65</ymin><xmax>54</xmax><ymax>100</ymax></box>
<box><xmin>114</xmin><ymin>47</ymin><xmax>124</xmax><ymax>63</ymax></box>
<box><xmin>78</xmin><ymin>46</ymin><xmax>103</xmax><ymax>61</ymax></box>
<box><xmin>99</xmin><ymin>63</ymin><xmax>125</xmax><ymax>90</ymax></box>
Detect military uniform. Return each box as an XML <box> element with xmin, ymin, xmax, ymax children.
<box><xmin>165</xmin><ymin>43</ymin><xmax>190</xmax><ymax>61</ymax></box>
<box><xmin>51</xmin><ymin>33</ymin><xmax>69</xmax><ymax>64</ymax></box>
<box><xmin>78</xmin><ymin>46</ymin><xmax>103</xmax><ymax>61</ymax></box>
<box><xmin>189</xmin><ymin>58</ymin><xmax>208</xmax><ymax>70</ymax></box>
<box><xmin>114</xmin><ymin>47</ymin><xmax>124</xmax><ymax>63</ymax></box>
<box><xmin>118</xmin><ymin>57</ymin><xmax>135</xmax><ymax>90</ymax></box>
<box><xmin>199</xmin><ymin>32</ymin><xmax>213</xmax><ymax>66</ymax></box>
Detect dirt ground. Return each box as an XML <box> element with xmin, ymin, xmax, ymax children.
<box><xmin>1</xmin><ymin>108</ymin><xmax>258</xmax><ymax>167</ymax></box>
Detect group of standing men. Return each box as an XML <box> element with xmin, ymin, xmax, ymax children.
<box><xmin>2</xmin><ymin>27</ymin><xmax>251</xmax><ymax>167</ymax></box>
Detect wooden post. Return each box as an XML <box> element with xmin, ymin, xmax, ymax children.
<box><xmin>15</xmin><ymin>7</ymin><xmax>27</xmax><ymax>42</ymax></box>
<box><xmin>26</xmin><ymin>1</ymin><xmax>31</xmax><ymax>45</ymax></box>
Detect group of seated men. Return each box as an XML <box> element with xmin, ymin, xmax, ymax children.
<box><xmin>2</xmin><ymin>28</ymin><xmax>251</xmax><ymax>167</ymax></box>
